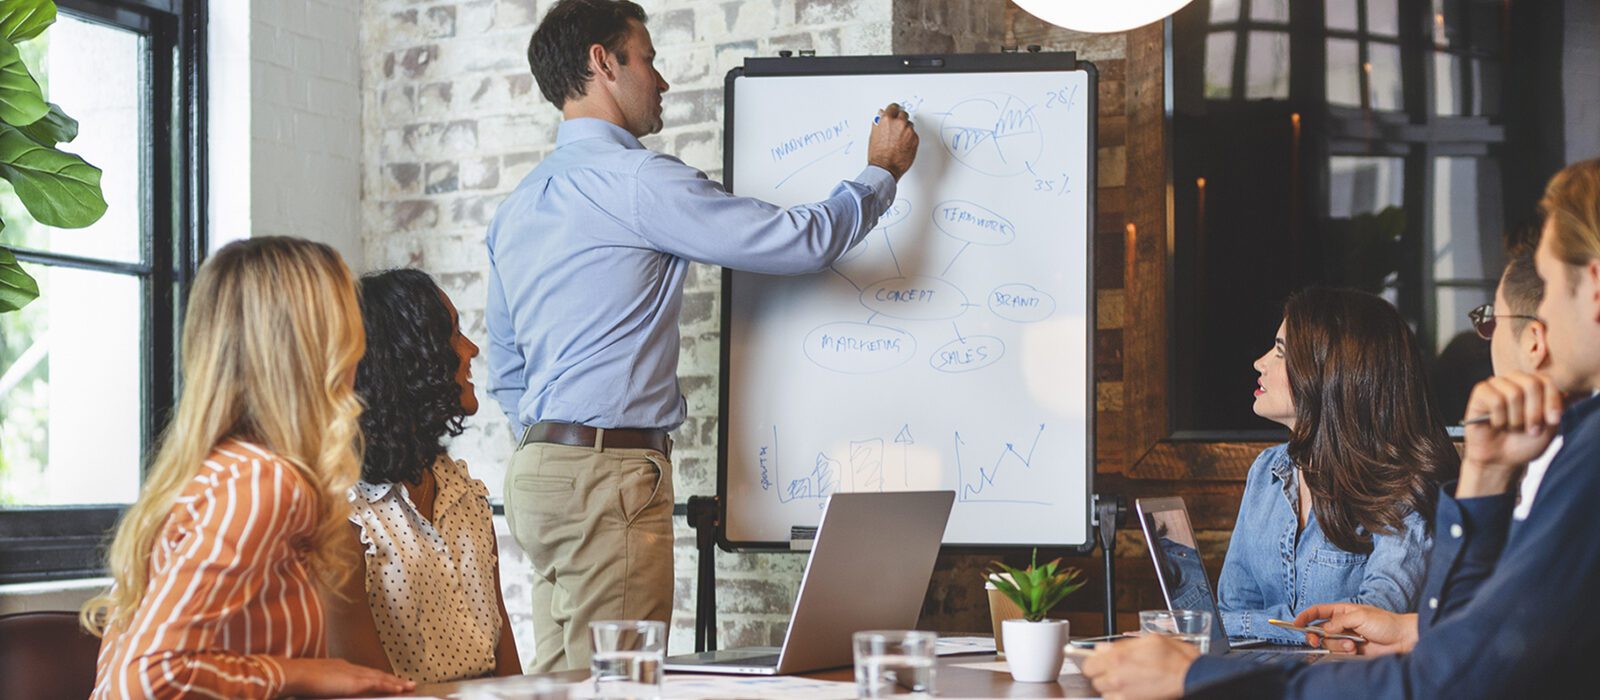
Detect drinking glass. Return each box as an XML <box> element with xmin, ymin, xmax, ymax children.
<box><xmin>589</xmin><ymin>620</ymin><xmax>666</xmax><ymax>700</ymax></box>
<box><xmin>1139</xmin><ymin>609</ymin><xmax>1212</xmax><ymax>654</ymax></box>
<box><xmin>853</xmin><ymin>630</ymin><xmax>937</xmax><ymax>697</ymax></box>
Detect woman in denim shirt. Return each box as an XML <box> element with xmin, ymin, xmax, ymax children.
<box><xmin>1217</xmin><ymin>287</ymin><xmax>1457</xmax><ymax>644</ymax></box>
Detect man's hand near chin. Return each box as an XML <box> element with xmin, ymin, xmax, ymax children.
<box><xmin>1080</xmin><ymin>634</ymin><xmax>1200</xmax><ymax>700</ymax></box>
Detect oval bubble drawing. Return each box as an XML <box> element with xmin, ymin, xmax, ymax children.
<box><xmin>988</xmin><ymin>283</ymin><xmax>1057</xmax><ymax>323</ymax></box>
<box><xmin>860</xmin><ymin>276</ymin><xmax>971</xmax><ymax>320</ymax></box>
<box><xmin>938</xmin><ymin>93</ymin><xmax>1044</xmax><ymax>177</ymax></box>
<box><xmin>933</xmin><ymin>200</ymin><xmax>1016</xmax><ymax>246</ymax></box>
<box><xmin>803</xmin><ymin>322</ymin><xmax>917</xmax><ymax>374</ymax></box>
<box><xmin>929</xmin><ymin>335</ymin><xmax>1006</xmax><ymax>373</ymax></box>
<box><xmin>878</xmin><ymin>198</ymin><xmax>913</xmax><ymax>229</ymax></box>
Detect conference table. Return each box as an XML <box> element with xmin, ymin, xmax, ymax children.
<box><xmin>415</xmin><ymin>652</ymin><xmax>1103</xmax><ymax>698</ymax></box>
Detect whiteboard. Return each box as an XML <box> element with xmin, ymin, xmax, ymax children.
<box><xmin>720</xmin><ymin>55</ymin><xmax>1095</xmax><ymax>549</ymax></box>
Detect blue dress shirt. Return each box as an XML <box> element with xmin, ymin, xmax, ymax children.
<box><xmin>1186</xmin><ymin>394</ymin><xmax>1600</xmax><ymax>698</ymax></box>
<box><xmin>1215</xmin><ymin>444</ymin><xmax>1431</xmax><ymax>644</ymax></box>
<box><xmin>485</xmin><ymin>118</ymin><xmax>896</xmax><ymax>430</ymax></box>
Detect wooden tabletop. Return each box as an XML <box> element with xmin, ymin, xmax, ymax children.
<box><xmin>416</xmin><ymin>653</ymin><xmax>1101</xmax><ymax>698</ymax></box>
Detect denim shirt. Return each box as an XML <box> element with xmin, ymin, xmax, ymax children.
<box><xmin>1215</xmin><ymin>443</ymin><xmax>1432</xmax><ymax>643</ymax></box>
<box><xmin>1187</xmin><ymin>394</ymin><xmax>1600</xmax><ymax>699</ymax></box>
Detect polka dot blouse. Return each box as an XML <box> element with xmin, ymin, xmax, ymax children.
<box><xmin>348</xmin><ymin>454</ymin><xmax>501</xmax><ymax>684</ymax></box>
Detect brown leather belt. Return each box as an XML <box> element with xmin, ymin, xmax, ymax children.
<box><xmin>520</xmin><ymin>421</ymin><xmax>672</xmax><ymax>457</ymax></box>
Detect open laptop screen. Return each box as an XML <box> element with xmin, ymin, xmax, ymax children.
<box><xmin>1136</xmin><ymin>497</ymin><xmax>1231</xmax><ymax>655</ymax></box>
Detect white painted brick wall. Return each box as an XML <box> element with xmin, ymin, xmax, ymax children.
<box><xmin>255</xmin><ymin>0</ymin><xmax>363</xmax><ymax>269</ymax></box>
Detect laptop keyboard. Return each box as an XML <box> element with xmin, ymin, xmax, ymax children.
<box><xmin>702</xmin><ymin>653</ymin><xmax>781</xmax><ymax>667</ymax></box>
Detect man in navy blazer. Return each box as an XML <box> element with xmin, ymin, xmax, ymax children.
<box><xmin>1080</xmin><ymin>157</ymin><xmax>1600</xmax><ymax>700</ymax></box>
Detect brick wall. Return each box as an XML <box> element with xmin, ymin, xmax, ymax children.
<box><xmin>209</xmin><ymin>0</ymin><xmax>364</xmax><ymax>268</ymax></box>
<box><xmin>359</xmin><ymin>0</ymin><xmax>907</xmax><ymax>661</ymax></box>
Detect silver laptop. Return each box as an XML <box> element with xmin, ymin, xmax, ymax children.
<box><xmin>1135</xmin><ymin>497</ymin><xmax>1329</xmax><ymax>661</ymax></box>
<box><xmin>663</xmin><ymin>490</ymin><xmax>955</xmax><ymax>675</ymax></box>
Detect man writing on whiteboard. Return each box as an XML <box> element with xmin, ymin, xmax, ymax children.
<box><xmin>486</xmin><ymin>0</ymin><xmax>920</xmax><ymax>673</ymax></box>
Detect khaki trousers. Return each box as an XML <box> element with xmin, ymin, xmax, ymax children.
<box><xmin>504</xmin><ymin>439</ymin><xmax>675</xmax><ymax>673</ymax></box>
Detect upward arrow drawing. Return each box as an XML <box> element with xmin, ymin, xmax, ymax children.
<box><xmin>896</xmin><ymin>424</ymin><xmax>914</xmax><ymax>488</ymax></box>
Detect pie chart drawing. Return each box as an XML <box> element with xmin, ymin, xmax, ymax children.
<box><xmin>937</xmin><ymin>94</ymin><xmax>1044</xmax><ymax>177</ymax></box>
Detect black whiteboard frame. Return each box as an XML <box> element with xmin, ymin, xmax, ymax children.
<box><xmin>717</xmin><ymin>52</ymin><xmax>1098</xmax><ymax>553</ymax></box>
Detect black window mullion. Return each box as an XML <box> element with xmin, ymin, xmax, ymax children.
<box><xmin>0</xmin><ymin>0</ymin><xmax>201</xmax><ymax>584</ymax></box>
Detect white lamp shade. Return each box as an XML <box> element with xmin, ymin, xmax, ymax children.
<box><xmin>1012</xmin><ymin>0</ymin><xmax>1196</xmax><ymax>34</ymax></box>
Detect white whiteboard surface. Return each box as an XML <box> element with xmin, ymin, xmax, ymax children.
<box><xmin>723</xmin><ymin>61</ymin><xmax>1093</xmax><ymax>548</ymax></box>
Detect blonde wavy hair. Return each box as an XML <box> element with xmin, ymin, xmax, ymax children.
<box><xmin>1542</xmin><ymin>158</ymin><xmax>1600</xmax><ymax>272</ymax></box>
<box><xmin>81</xmin><ymin>237</ymin><xmax>366</xmax><ymax>636</ymax></box>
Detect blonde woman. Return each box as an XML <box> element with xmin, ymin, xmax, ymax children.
<box><xmin>81</xmin><ymin>238</ymin><xmax>413</xmax><ymax>699</ymax></box>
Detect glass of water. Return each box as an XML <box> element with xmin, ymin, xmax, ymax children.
<box><xmin>853</xmin><ymin>630</ymin><xmax>937</xmax><ymax>697</ymax></box>
<box><xmin>590</xmin><ymin>620</ymin><xmax>666</xmax><ymax>700</ymax></box>
<box><xmin>1139</xmin><ymin>609</ymin><xmax>1212</xmax><ymax>654</ymax></box>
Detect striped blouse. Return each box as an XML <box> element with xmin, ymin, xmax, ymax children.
<box><xmin>92</xmin><ymin>440</ymin><xmax>325</xmax><ymax>700</ymax></box>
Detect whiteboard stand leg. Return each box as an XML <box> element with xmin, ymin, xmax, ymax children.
<box><xmin>1093</xmin><ymin>494</ymin><xmax>1128</xmax><ymax>636</ymax></box>
<box><xmin>688</xmin><ymin>495</ymin><xmax>720</xmax><ymax>653</ymax></box>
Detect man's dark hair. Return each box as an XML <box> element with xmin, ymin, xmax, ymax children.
<box><xmin>354</xmin><ymin>269</ymin><xmax>467</xmax><ymax>485</ymax></box>
<box><xmin>1501</xmin><ymin>235</ymin><xmax>1544</xmax><ymax>322</ymax></box>
<box><xmin>528</xmin><ymin>0</ymin><xmax>647</xmax><ymax>109</ymax></box>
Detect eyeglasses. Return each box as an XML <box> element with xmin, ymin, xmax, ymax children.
<box><xmin>1468</xmin><ymin>303</ymin><xmax>1540</xmax><ymax>340</ymax></box>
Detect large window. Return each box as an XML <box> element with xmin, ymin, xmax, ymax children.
<box><xmin>1169</xmin><ymin>0</ymin><xmax>1595</xmax><ymax>434</ymax></box>
<box><xmin>0</xmin><ymin>0</ymin><xmax>204</xmax><ymax>583</ymax></box>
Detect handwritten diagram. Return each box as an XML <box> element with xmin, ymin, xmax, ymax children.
<box><xmin>760</xmin><ymin>424</ymin><xmax>923</xmax><ymax>508</ymax></box>
<box><xmin>727</xmin><ymin>69</ymin><xmax>1092</xmax><ymax>545</ymax></box>
<box><xmin>955</xmin><ymin>424</ymin><xmax>1049</xmax><ymax>505</ymax></box>
<box><xmin>938</xmin><ymin>94</ymin><xmax>1044</xmax><ymax>176</ymax></box>
<box><xmin>756</xmin><ymin>422</ymin><xmax>1054</xmax><ymax>508</ymax></box>
<box><xmin>803</xmin><ymin>194</ymin><xmax>1061</xmax><ymax>377</ymax></box>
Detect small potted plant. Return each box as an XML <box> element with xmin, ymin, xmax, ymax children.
<box><xmin>984</xmin><ymin>549</ymin><xmax>1086</xmax><ymax>682</ymax></box>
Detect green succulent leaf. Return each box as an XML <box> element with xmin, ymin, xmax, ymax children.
<box><xmin>17</xmin><ymin>102</ymin><xmax>77</xmax><ymax>145</ymax></box>
<box><xmin>0</xmin><ymin>123</ymin><xmax>105</xmax><ymax>228</ymax></box>
<box><xmin>0</xmin><ymin>39</ymin><xmax>48</xmax><ymax>127</ymax></box>
<box><xmin>984</xmin><ymin>549</ymin><xmax>1085</xmax><ymax>623</ymax></box>
<box><xmin>0</xmin><ymin>244</ymin><xmax>40</xmax><ymax>312</ymax></box>
<box><xmin>0</xmin><ymin>0</ymin><xmax>56</xmax><ymax>43</ymax></box>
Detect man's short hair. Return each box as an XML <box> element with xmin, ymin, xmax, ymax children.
<box><xmin>1502</xmin><ymin>236</ymin><xmax>1544</xmax><ymax>324</ymax></box>
<box><xmin>527</xmin><ymin>0</ymin><xmax>647</xmax><ymax>109</ymax></box>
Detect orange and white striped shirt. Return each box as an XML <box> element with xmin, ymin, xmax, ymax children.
<box><xmin>92</xmin><ymin>441</ymin><xmax>326</xmax><ymax>700</ymax></box>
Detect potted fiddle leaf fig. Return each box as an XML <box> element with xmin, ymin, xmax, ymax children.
<box><xmin>985</xmin><ymin>549</ymin><xmax>1086</xmax><ymax>682</ymax></box>
<box><xmin>0</xmin><ymin>0</ymin><xmax>108</xmax><ymax>313</ymax></box>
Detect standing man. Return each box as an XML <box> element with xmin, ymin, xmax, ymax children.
<box><xmin>486</xmin><ymin>0</ymin><xmax>919</xmax><ymax>673</ymax></box>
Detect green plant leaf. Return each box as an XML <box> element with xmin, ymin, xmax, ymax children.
<box><xmin>0</xmin><ymin>39</ymin><xmax>48</xmax><ymax>127</ymax></box>
<box><xmin>0</xmin><ymin>123</ymin><xmax>105</xmax><ymax>227</ymax></box>
<box><xmin>0</xmin><ymin>244</ymin><xmax>39</xmax><ymax>312</ymax></box>
<box><xmin>984</xmin><ymin>550</ymin><xmax>1085</xmax><ymax>623</ymax></box>
<box><xmin>17</xmin><ymin>102</ymin><xmax>77</xmax><ymax>145</ymax></box>
<box><xmin>0</xmin><ymin>0</ymin><xmax>56</xmax><ymax>43</ymax></box>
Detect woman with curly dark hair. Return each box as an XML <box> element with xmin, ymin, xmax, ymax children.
<box><xmin>324</xmin><ymin>269</ymin><xmax>521</xmax><ymax>683</ymax></box>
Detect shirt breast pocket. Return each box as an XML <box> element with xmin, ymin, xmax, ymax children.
<box><xmin>1311</xmin><ymin>547</ymin><xmax>1370</xmax><ymax>567</ymax></box>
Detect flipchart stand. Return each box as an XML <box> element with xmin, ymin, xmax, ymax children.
<box><xmin>687</xmin><ymin>495</ymin><xmax>720</xmax><ymax>652</ymax></box>
<box><xmin>1094</xmin><ymin>493</ymin><xmax>1128</xmax><ymax>636</ymax></box>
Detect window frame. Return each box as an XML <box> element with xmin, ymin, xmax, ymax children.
<box><xmin>0</xmin><ymin>0</ymin><xmax>206</xmax><ymax>584</ymax></box>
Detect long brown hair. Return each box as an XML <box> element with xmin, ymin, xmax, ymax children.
<box><xmin>1282</xmin><ymin>287</ymin><xmax>1458</xmax><ymax>553</ymax></box>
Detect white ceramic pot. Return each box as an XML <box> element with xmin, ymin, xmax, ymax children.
<box><xmin>1001</xmin><ymin>618</ymin><xmax>1070</xmax><ymax>682</ymax></box>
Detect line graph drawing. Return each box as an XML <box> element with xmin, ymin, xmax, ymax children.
<box><xmin>955</xmin><ymin>424</ymin><xmax>1050</xmax><ymax>505</ymax></box>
